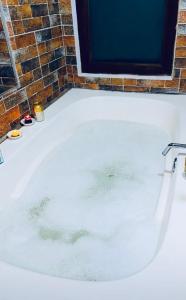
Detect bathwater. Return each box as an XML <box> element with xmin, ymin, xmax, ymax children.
<box><xmin>0</xmin><ymin>120</ymin><xmax>169</xmax><ymax>281</ymax></box>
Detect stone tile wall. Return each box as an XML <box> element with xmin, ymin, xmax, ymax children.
<box><xmin>1</xmin><ymin>0</ymin><xmax>186</xmax><ymax>140</ymax></box>
<box><xmin>65</xmin><ymin>0</ymin><xmax>186</xmax><ymax>94</ymax></box>
<box><xmin>0</xmin><ymin>0</ymin><xmax>67</xmax><ymax>138</ymax></box>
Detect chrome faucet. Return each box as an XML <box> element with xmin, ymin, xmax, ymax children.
<box><xmin>162</xmin><ymin>143</ymin><xmax>186</xmax><ymax>156</ymax></box>
<box><xmin>0</xmin><ymin>150</ymin><xmax>4</xmax><ymax>164</ymax></box>
<box><xmin>162</xmin><ymin>143</ymin><xmax>186</xmax><ymax>174</ymax></box>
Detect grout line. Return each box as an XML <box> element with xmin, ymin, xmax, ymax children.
<box><xmin>13</xmin><ymin>24</ymin><xmax>62</xmax><ymax>38</ymax></box>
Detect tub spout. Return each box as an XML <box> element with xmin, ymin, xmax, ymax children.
<box><xmin>162</xmin><ymin>143</ymin><xmax>186</xmax><ymax>156</ymax></box>
<box><xmin>0</xmin><ymin>150</ymin><xmax>4</xmax><ymax>164</ymax></box>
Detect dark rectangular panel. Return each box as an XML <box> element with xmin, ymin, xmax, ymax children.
<box><xmin>76</xmin><ymin>0</ymin><xmax>178</xmax><ymax>75</ymax></box>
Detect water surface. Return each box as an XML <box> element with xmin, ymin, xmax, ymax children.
<box><xmin>0</xmin><ymin>120</ymin><xmax>169</xmax><ymax>280</ymax></box>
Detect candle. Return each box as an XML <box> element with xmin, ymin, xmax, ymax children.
<box><xmin>24</xmin><ymin>114</ymin><xmax>33</xmax><ymax>124</ymax></box>
<box><xmin>11</xmin><ymin>130</ymin><xmax>21</xmax><ymax>137</ymax></box>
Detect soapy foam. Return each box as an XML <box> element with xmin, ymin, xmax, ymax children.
<box><xmin>0</xmin><ymin>120</ymin><xmax>169</xmax><ymax>281</ymax></box>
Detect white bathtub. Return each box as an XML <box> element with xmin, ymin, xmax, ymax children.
<box><xmin>0</xmin><ymin>88</ymin><xmax>186</xmax><ymax>300</ymax></box>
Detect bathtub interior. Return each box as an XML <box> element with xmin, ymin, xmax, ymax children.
<box><xmin>0</xmin><ymin>94</ymin><xmax>180</xmax><ymax>281</ymax></box>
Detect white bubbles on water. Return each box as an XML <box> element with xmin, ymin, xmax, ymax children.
<box><xmin>0</xmin><ymin>120</ymin><xmax>169</xmax><ymax>281</ymax></box>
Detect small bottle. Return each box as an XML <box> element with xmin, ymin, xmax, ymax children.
<box><xmin>33</xmin><ymin>101</ymin><xmax>45</xmax><ymax>122</ymax></box>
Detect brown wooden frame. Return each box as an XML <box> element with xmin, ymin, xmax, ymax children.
<box><xmin>75</xmin><ymin>0</ymin><xmax>179</xmax><ymax>76</ymax></box>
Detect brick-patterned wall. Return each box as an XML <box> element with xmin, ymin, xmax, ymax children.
<box><xmin>1</xmin><ymin>0</ymin><xmax>186</xmax><ymax>140</ymax></box>
<box><xmin>65</xmin><ymin>0</ymin><xmax>186</xmax><ymax>94</ymax></box>
<box><xmin>0</xmin><ymin>0</ymin><xmax>67</xmax><ymax>138</ymax></box>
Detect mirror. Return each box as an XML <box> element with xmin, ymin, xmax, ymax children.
<box><xmin>0</xmin><ymin>6</ymin><xmax>17</xmax><ymax>96</ymax></box>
